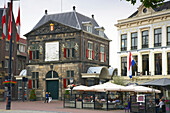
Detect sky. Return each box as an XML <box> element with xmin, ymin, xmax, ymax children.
<box><xmin>1</xmin><ymin>0</ymin><xmax>141</xmax><ymax>68</ymax></box>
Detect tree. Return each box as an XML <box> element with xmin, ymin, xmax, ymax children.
<box><xmin>125</xmin><ymin>0</ymin><xmax>166</xmax><ymax>8</ymax></box>
<box><xmin>30</xmin><ymin>89</ymin><xmax>36</xmax><ymax>101</ymax></box>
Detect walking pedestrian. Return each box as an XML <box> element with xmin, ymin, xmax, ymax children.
<box><xmin>44</xmin><ymin>92</ymin><xmax>48</xmax><ymax>103</ymax></box>
<box><xmin>48</xmin><ymin>92</ymin><xmax>52</xmax><ymax>103</ymax></box>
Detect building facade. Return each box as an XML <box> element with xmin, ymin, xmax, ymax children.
<box><xmin>0</xmin><ymin>6</ymin><xmax>18</xmax><ymax>100</ymax></box>
<box><xmin>25</xmin><ymin>7</ymin><xmax>110</xmax><ymax>100</ymax></box>
<box><xmin>115</xmin><ymin>1</ymin><xmax>170</xmax><ymax>83</ymax></box>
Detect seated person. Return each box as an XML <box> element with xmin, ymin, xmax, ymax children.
<box><xmin>90</xmin><ymin>96</ymin><xmax>93</xmax><ymax>102</ymax></box>
<box><xmin>77</xmin><ymin>97</ymin><xmax>82</xmax><ymax>101</ymax></box>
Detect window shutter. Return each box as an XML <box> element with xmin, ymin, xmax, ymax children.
<box><xmin>92</xmin><ymin>50</ymin><xmax>95</xmax><ymax>59</ymax></box>
<box><xmin>36</xmin><ymin>50</ymin><xmax>39</xmax><ymax>59</ymax></box>
<box><xmin>99</xmin><ymin>52</ymin><xmax>101</xmax><ymax>61</ymax></box>
<box><xmin>63</xmin><ymin>78</ymin><xmax>67</xmax><ymax>88</ymax></box>
<box><xmin>104</xmin><ymin>53</ymin><xmax>106</xmax><ymax>62</ymax></box>
<box><xmin>86</xmin><ymin>49</ymin><xmax>89</xmax><ymax>58</ymax></box>
<box><xmin>64</xmin><ymin>48</ymin><xmax>67</xmax><ymax>58</ymax></box>
<box><xmin>72</xmin><ymin>48</ymin><xmax>75</xmax><ymax>57</ymax></box>
<box><xmin>29</xmin><ymin>51</ymin><xmax>32</xmax><ymax>60</ymax></box>
<box><xmin>28</xmin><ymin>80</ymin><xmax>32</xmax><ymax>89</ymax></box>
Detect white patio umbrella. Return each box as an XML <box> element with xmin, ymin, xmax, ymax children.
<box><xmin>124</xmin><ymin>85</ymin><xmax>161</xmax><ymax>93</ymax></box>
<box><xmin>65</xmin><ymin>85</ymin><xmax>94</xmax><ymax>91</ymax></box>
<box><xmin>103</xmin><ymin>82</ymin><xmax>126</xmax><ymax>92</ymax></box>
<box><xmin>87</xmin><ymin>82</ymin><xmax>126</xmax><ymax>92</ymax></box>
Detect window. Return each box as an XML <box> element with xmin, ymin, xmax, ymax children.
<box><xmin>95</xmin><ymin>43</ymin><xmax>99</xmax><ymax>61</ymax></box>
<box><xmin>19</xmin><ymin>44</ymin><xmax>26</xmax><ymax>52</ymax></box>
<box><xmin>142</xmin><ymin>55</ymin><xmax>149</xmax><ymax>75</ymax></box>
<box><xmin>87</xmin><ymin>26</ymin><xmax>92</xmax><ymax>33</ymax></box>
<box><xmin>18</xmin><ymin>60</ymin><xmax>21</xmax><ymax>70</ymax></box>
<box><xmin>132</xmin><ymin>56</ymin><xmax>138</xmax><ymax>76</ymax></box>
<box><xmin>100</xmin><ymin>45</ymin><xmax>104</xmax><ymax>62</ymax></box>
<box><xmin>6</xmin><ymin>42</ymin><xmax>9</xmax><ymax>51</ymax></box>
<box><xmin>32</xmin><ymin>72</ymin><xmax>39</xmax><ymax>89</ymax></box>
<box><xmin>65</xmin><ymin>41</ymin><xmax>75</xmax><ymax>58</ymax></box>
<box><xmin>66</xmin><ymin>70</ymin><xmax>74</xmax><ymax>85</ymax></box>
<box><xmin>131</xmin><ymin>32</ymin><xmax>137</xmax><ymax>50</ymax></box>
<box><xmin>155</xmin><ymin>53</ymin><xmax>162</xmax><ymax>75</ymax></box>
<box><xmin>87</xmin><ymin>42</ymin><xmax>93</xmax><ymax>60</ymax></box>
<box><xmin>121</xmin><ymin>57</ymin><xmax>127</xmax><ymax>76</ymax></box>
<box><xmin>167</xmin><ymin>27</ymin><xmax>170</xmax><ymax>45</ymax></box>
<box><xmin>30</xmin><ymin>44</ymin><xmax>39</xmax><ymax>60</ymax></box>
<box><xmin>167</xmin><ymin>53</ymin><xmax>170</xmax><ymax>74</ymax></box>
<box><xmin>154</xmin><ymin>28</ymin><xmax>161</xmax><ymax>47</ymax></box>
<box><xmin>121</xmin><ymin>34</ymin><xmax>127</xmax><ymax>51</ymax></box>
<box><xmin>84</xmin><ymin>40</ymin><xmax>86</xmax><ymax>58</ymax></box>
<box><xmin>46</xmin><ymin>71</ymin><xmax>58</xmax><ymax>78</ymax></box>
<box><xmin>5</xmin><ymin>60</ymin><xmax>8</xmax><ymax>68</ymax></box>
<box><xmin>142</xmin><ymin>30</ymin><xmax>148</xmax><ymax>48</ymax></box>
<box><xmin>99</xmin><ymin>31</ymin><xmax>104</xmax><ymax>37</ymax></box>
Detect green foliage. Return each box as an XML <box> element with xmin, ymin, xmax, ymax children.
<box><xmin>65</xmin><ymin>90</ymin><xmax>70</xmax><ymax>95</ymax></box>
<box><xmin>124</xmin><ymin>0</ymin><xmax>165</xmax><ymax>8</ymax></box>
<box><xmin>30</xmin><ymin>89</ymin><xmax>36</xmax><ymax>100</ymax></box>
<box><xmin>112</xmin><ymin>75</ymin><xmax>125</xmax><ymax>86</ymax></box>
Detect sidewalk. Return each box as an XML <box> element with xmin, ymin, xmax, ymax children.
<box><xmin>0</xmin><ymin>100</ymin><xmax>125</xmax><ymax>113</ymax></box>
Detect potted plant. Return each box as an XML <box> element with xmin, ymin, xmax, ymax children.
<box><xmin>30</xmin><ymin>89</ymin><xmax>36</xmax><ymax>101</ymax></box>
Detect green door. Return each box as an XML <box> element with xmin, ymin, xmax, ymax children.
<box><xmin>46</xmin><ymin>80</ymin><xmax>59</xmax><ymax>99</ymax></box>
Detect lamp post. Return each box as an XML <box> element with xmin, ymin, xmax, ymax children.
<box><xmin>6</xmin><ymin>0</ymin><xmax>13</xmax><ymax>110</ymax></box>
<box><xmin>6</xmin><ymin>0</ymin><xmax>20</xmax><ymax>110</ymax></box>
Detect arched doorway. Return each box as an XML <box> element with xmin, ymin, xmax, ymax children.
<box><xmin>46</xmin><ymin>71</ymin><xmax>59</xmax><ymax>99</ymax></box>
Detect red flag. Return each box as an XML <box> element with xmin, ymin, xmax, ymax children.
<box><xmin>2</xmin><ymin>4</ymin><xmax>6</xmax><ymax>39</ymax></box>
<box><xmin>8</xmin><ymin>2</ymin><xmax>12</xmax><ymax>40</ymax></box>
<box><xmin>16</xmin><ymin>7</ymin><xmax>20</xmax><ymax>42</ymax></box>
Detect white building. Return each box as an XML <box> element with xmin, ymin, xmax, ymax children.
<box><xmin>115</xmin><ymin>1</ymin><xmax>170</xmax><ymax>82</ymax></box>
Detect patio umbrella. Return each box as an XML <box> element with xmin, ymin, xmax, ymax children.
<box><xmin>140</xmin><ymin>78</ymin><xmax>170</xmax><ymax>87</ymax></box>
<box><xmin>103</xmin><ymin>82</ymin><xmax>126</xmax><ymax>91</ymax></box>
<box><xmin>87</xmin><ymin>82</ymin><xmax>126</xmax><ymax>92</ymax></box>
<box><xmin>65</xmin><ymin>85</ymin><xmax>92</xmax><ymax>91</ymax></box>
<box><xmin>124</xmin><ymin>85</ymin><xmax>161</xmax><ymax>93</ymax></box>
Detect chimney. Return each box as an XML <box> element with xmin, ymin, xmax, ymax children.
<box><xmin>45</xmin><ymin>10</ymin><xmax>48</xmax><ymax>15</ymax></box>
<box><xmin>92</xmin><ymin>14</ymin><xmax>94</xmax><ymax>19</ymax></box>
<box><xmin>73</xmin><ymin>6</ymin><xmax>76</xmax><ymax>11</ymax></box>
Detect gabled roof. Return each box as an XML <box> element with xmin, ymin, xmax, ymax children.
<box><xmin>128</xmin><ymin>1</ymin><xmax>170</xmax><ymax>18</ymax></box>
<box><xmin>27</xmin><ymin>10</ymin><xmax>108</xmax><ymax>39</ymax></box>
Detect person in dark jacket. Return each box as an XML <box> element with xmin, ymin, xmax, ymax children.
<box><xmin>44</xmin><ymin>92</ymin><xmax>48</xmax><ymax>103</ymax></box>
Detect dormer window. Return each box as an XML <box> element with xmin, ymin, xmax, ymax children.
<box><xmin>87</xmin><ymin>26</ymin><xmax>92</xmax><ymax>33</ymax></box>
<box><xmin>95</xmin><ymin>26</ymin><xmax>105</xmax><ymax>37</ymax></box>
<box><xmin>82</xmin><ymin>21</ymin><xmax>93</xmax><ymax>33</ymax></box>
<box><xmin>99</xmin><ymin>31</ymin><xmax>104</xmax><ymax>37</ymax></box>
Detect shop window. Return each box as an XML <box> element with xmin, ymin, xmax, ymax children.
<box><xmin>121</xmin><ymin>57</ymin><xmax>127</xmax><ymax>76</ymax></box>
<box><xmin>155</xmin><ymin>53</ymin><xmax>162</xmax><ymax>75</ymax></box>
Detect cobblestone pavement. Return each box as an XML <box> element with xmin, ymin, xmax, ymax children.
<box><xmin>0</xmin><ymin>100</ymin><xmax>124</xmax><ymax>113</ymax></box>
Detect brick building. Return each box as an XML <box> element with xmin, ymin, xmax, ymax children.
<box><xmin>0</xmin><ymin>5</ymin><xmax>27</xmax><ymax>101</ymax></box>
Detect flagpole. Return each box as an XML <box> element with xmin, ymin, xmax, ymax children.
<box><xmin>6</xmin><ymin>0</ymin><xmax>13</xmax><ymax>110</ymax></box>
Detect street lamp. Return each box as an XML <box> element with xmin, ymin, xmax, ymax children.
<box><xmin>6</xmin><ymin>0</ymin><xmax>20</xmax><ymax>110</ymax></box>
